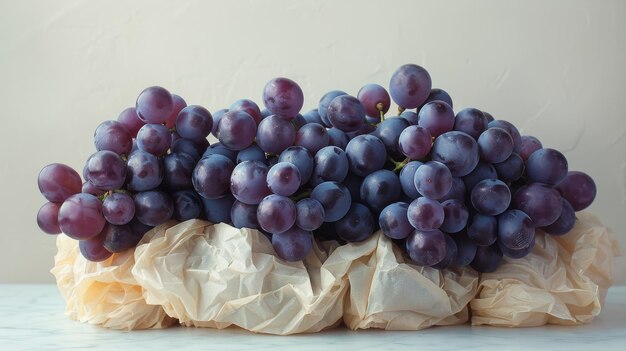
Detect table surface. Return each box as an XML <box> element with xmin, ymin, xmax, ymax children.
<box><xmin>1</xmin><ymin>285</ymin><xmax>624</xmax><ymax>351</ymax></box>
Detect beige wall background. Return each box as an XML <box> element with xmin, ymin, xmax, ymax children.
<box><xmin>1</xmin><ymin>0</ymin><xmax>624</xmax><ymax>284</ymax></box>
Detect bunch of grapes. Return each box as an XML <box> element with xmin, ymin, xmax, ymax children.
<box><xmin>36</xmin><ymin>63</ymin><xmax>597</xmax><ymax>273</ymax></box>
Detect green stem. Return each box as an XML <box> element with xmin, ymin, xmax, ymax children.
<box><xmin>398</xmin><ymin>106</ymin><xmax>406</xmax><ymax>115</ymax></box>
<box><xmin>376</xmin><ymin>102</ymin><xmax>385</xmax><ymax>122</ymax></box>
<box><xmin>290</xmin><ymin>189</ymin><xmax>312</xmax><ymax>202</ymax></box>
<box><xmin>390</xmin><ymin>156</ymin><xmax>411</xmax><ymax>173</ymax></box>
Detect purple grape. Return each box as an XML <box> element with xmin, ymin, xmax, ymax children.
<box><xmin>257</xmin><ymin>195</ymin><xmax>296</xmax><ymax>234</ymax></box>
<box><xmin>482</xmin><ymin>111</ymin><xmax>495</xmax><ymax>123</ymax></box>
<box><xmin>431</xmin><ymin>131</ymin><xmax>480</xmax><ymax>177</ymax></box>
<box><xmin>453</xmin><ymin>232</ymin><xmax>478</xmax><ymax>267</ymax></box>
<box><xmin>470</xmin><ymin>244</ymin><xmax>502</xmax><ymax>273</ymax></box>
<box><xmin>175</xmin><ymin>105</ymin><xmax>213</xmax><ymax>142</ymax></box>
<box><xmin>440</xmin><ymin>199</ymin><xmax>469</xmax><ymax>233</ymax></box>
<box><xmin>272</xmin><ymin>226</ymin><xmax>313</xmax><ymax>261</ymax></box>
<box><xmin>311</xmin><ymin>181</ymin><xmax>352</xmax><ymax>222</ymax></box>
<box><xmin>498</xmin><ymin>235</ymin><xmax>535</xmax><ymax>259</ymax></box>
<box><xmin>343</xmin><ymin>173</ymin><xmax>364</xmax><ymax>203</ymax></box>
<box><xmin>345</xmin><ymin>122</ymin><xmax>375</xmax><ymax>139</ymax></box>
<box><xmin>373</xmin><ymin>117</ymin><xmax>410</xmax><ymax>157</ymax></box>
<box><xmin>203</xmin><ymin>142</ymin><xmax>237</xmax><ymax>163</ymax></box>
<box><xmin>453</xmin><ymin>108</ymin><xmax>487</xmax><ymax>140</ymax></box>
<box><xmin>398</xmin><ymin>125</ymin><xmax>432</xmax><ymax>160</ymax></box>
<box><xmin>439</xmin><ymin>177</ymin><xmax>466</xmax><ymax>202</ymax></box>
<box><xmin>422</xmin><ymin>88</ymin><xmax>453</xmax><ymax>108</ymax></box>
<box><xmin>295</xmin><ymin>123</ymin><xmax>329</xmax><ymax>155</ymax></box>
<box><xmin>555</xmin><ymin>171</ymin><xmax>596</xmax><ymax>211</ymax></box>
<box><xmin>267</xmin><ymin>162</ymin><xmax>301</xmax><ymax>196</ymax></box>
<box><xmin>278</xmin><ymin>146</ymin><xmax>314</xmax><ymax>186</ymax></box>
<box><xmin>295</xmin><ymin>198</ymin><xmax>325</xmax><ymax>231</ymax></box>
<box><xmin>477</xmin><ymin>127</ymin><xmax>513</xmax><ymax>163</ymax></box>
<box><xmin>345</xmin><ymin>135</ymin><xmax>386</xmax><ymax>177</ymax></box>
<box><xmin>379</xmin><ymin>202</ymin><xmax>412</xmax><ymax>240</ymax></box>
<box><xmin>163</xmin><ymin>153</ymin><xmax>195</xmax><ymax>190</ymax></box>
<box><xmin>117</xmin><ymin>107</ymin><xmax>145</xmax><ymax>138</ymax></box>
<box><xmin>418</xmin><ymin>101</ymin><xmax>455</xmax><ymax>138</ymax></box>
<box><xmin>399</xmin><ymin>161</ymin><xmax>423</xmax><ymax>199</ymax></box>
<box><xmin>126</xmin><ymin>151</ymin><xmax>163</xmax><ymax>191</ymax></box>
<box><xmin>327</xmin><ymin>95</ymin><xmax>365</xmax><ymax>132</ymax></box>
<box><xmin>135</xmin><ymin>86</ymin><xmax>173</xmax><ymax>124</ymax></box>
<box><xmin>129</xmin><ymin>217</ymin><xmax>153</xmax><ymax>238</ymax></box>
<box><xmin>102</xmin><ymin>223</ymin><xmax>142</xmax><ymax>253</ymax></box>
<box><xmin>38</xmin><ymin>163</ymin><xmax>82</xmax><ymax>203</ymax></box>
<box><xmin>357</xmin><ymin>84</ymin><xmax>391</xmax><ymax>117</ymax></box>
<box><xmin>389</xmin><ymin>64</ymin><xmax>432</xmax><ymax>109</ymax></box>
<box><xmin>211</xmin><ymin>108</ymin><xmax>228</xmax><ymax>137</ymax></box>
<box><xmin>471</xmin><ymin>179</ymin><xmax>511</xmax><ymax>216</ymax></box>
<box><xmin>360</xmin><ymin>169</ymin><xmax>401</xmax><ymax>213</ymax></box>
<box><xmin>171</xmin><ymin>138</ymin><xmax>204</xmax><ymax>162</ymax></box>
<box><xmin>137</xmin><ymin>124</ymin><xmax>172</xmax><ymax>156</ymax></box>
<box><xmin>311</xmin><ymin>146</ymin><xmax>349</xmax><ymax>186</ymax></box>
<box><xmin>256</xmin><ymin>115</ymin><xmax>296</xmax><ymax>154</ymax></box>
<box><xmin>230</xmin><ymin>161</ymin><xmax>272</xmax><ymax>205</ymax></box>
<box><xmin>302</xmin><ymin>109</ymin><xmax>323</xmax><ymax>125</ymax></box>
<box><xmin>519</xmin><ymin>135</ymin><xmax>543</xmax><ymax>161</ymax></box>
<box><xmin>494</xmin><ymin>153</ymin><xmax>524</xmax><ymax>183</ymax></box>
<box><xmin>335</xmin><ymin>203</ymin><xmax>375</xmax><ymax>242</ymax></box>
<box><xmin>218</xmin><ymin>110</ymin><xmax>257</xmax><ymax>151</ymax></box>
<box><xmin>497</xmin><ymin>209</ymin><xmax>535</xmax><ymax>250</ymax></box>
<box><xmin>58</xmin><ymin>193</ymin><xmax>106</xmax><ymax>240</ymax></box>
<box><xmin>37</xmin><ymin>202</ymin><xmax>61</xmax><ymax>235</ymax></box>
<box><xmin>406</xmin><ymin>229</ymin><xmax>446</xmax><ymax>266</ymax></box>
<box><xmin>134</xmin><ymin>190</ymin><xmax>174</xmax><ymax>226</ymax></box>
<box><xmin>327</xmin><ymin>127</ymin><xmax>349</xmax><ymax>150</ymax></box>
<box><xmin>164</xmin><ymin>94</ymin><xmax>187</xmax><ymax>129</ymax></box>
<box><xmin>236</xmin><ymin>144</ymin><xmax>266</xmax><ymax>164</ymax></box>
<box><xmin>541</xmin><ymin>198</ymin><xmax>576</xmax><ymax>235</ymax></box>
<box><xmin>318</xmin><ymin>90</ymin><xmax>348</xmax><ymax>127</ymax></box>
<box><xmin>85</xmin><ymin>151</ymin><xmax>127</xmax><ymax>190</ymax></box>
<box><xmin>400</xmin><ymin>110</ymin><xmax>419</xmax><ymax>125</ymax></box>
<box><xmin>172</xmin><ymin>190</ymin><xmax>203</xmax><ymax>222</ymax></box>
<box><xmin>103</xmin><ymin>192</ymin><xmax>135</xmax><ymax>225</ymax></box>
<box><xmin>193</xmin><ymin>154</ymin><xmax>235</xmax><ymax>199</ymax></box>
<box><xmin>467</xmin><ymin>214</ymin><xmax>497</xmax><ymax>246</ymax></box>
<box><xmin>230</xmin><ymin>200</ymin><xmax>259</xmax><ymax>229</ymax></box>
<box><xmin>413</xmin><ymin>161</ymin><xmax>452</xmax><ymax>200</ymax></box>
<box><xmin>293</xmin><ymin>113</ymin><xmax>308</xmax><ymax>130</ymax></box>
<box><xmin>487</xmin><ymin>120</ymin><xmax>522</xmax><ymax>153</ymax></box>
<box><xmin>462</xmin><ymin>161</ymin><xmax>497</xmax><ymax>193</ymax></box>
<box><xmin>79</xmin><ymin>233</ymin><xmax>112</xmax><ymax>262</ymax></box>
<box><xmin>230</xmin><ymin>99</ymin><xmax>262</xmax><ymax>125</ymax></box>
<box><xmin>431</xmin><ymin>233</ymin><xmax>458</xmax><ymax>270</ymax></box>
<box><xmin>262</xmin><ymin>78</ymin><xmax>304</xmax><ymax>119</ymax></box>
<box><xmin>526</xmin><ymin>148</ymin><xmax>568</xmax><ymax>186</ymax></box>
<box><xmin>407</xmin><ymin>197</ymin><xmax>444</xmax><ymax>231</ymax></box>
<box><xmin>94</xmin><ymin>120</ymin><xmax>133</xmax><ymax>155</ymax></box>
<box><xmin>201</xmin><ymin>193</ymin><xmax>235</xmax><ymax>223</ymax></box>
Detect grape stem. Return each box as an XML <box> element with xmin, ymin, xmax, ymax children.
<box><xmin>390</xmin><ymin>156</ymin><xmax>411</xmax><ymax>173</ymax></box>
<box><xmin>398</xmin><ymin>106</ymin><xmax>406</xmax><ymax>115</ymax></box>
<box><xmin>290</xmin><ymin>189</ymin><xmax>312</xmax><ymax>202</ymax></box>
<box><xmin>376</xmin><ymin>102</ymin><xmax>385</xmax><ymax>122</ymax></box>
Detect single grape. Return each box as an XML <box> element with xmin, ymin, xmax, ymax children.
<box><xmin>343</xmin><ymin>173</ymin><xmax>364</xmax><ymax>203</ymax></box>
<box><xmin>168</xmin><ymin>190</ymin><xmax>203</xmax><ymax>222</ymax></box>
<box><xmin>211</xmin><ymin>108</ymin><xmax>229</xmax><ymax>137</ymax></box>
<box><xmin>389</xmin><ymin>64</ymin><xmax>432</xmax><ymax>108</ymax></box>
<box><xmin>422</xmin><ymin>88</ymin><xmax>453</xmax><ymax>108</ymax></box>
<box><xmin>467</xmin><ymin>214</ymin><xmax>497</xmax><ymax>246</ymax></box>
<box><xmin>293</xmin><ymin>198</ymin><xmax>323</xmax><ymax>231</ymax></box>
<box><xmin>345</xmin><ymin>122</ymin><xmax>375</xmax><ymax>139</ymax></box>
<box><xmin>497</xmin><ymin>209</ymin><xmax>535</xmax><ymax>250</ymax></box>
<box><xmin>400</xmin><ymin>110</ymin><xmax>419</xmax><ymax>125</ymax></box>
<box><xmin>163</xmin><ymin>153</ymin><xmax>195</xmax><ymax>190</ymax></box>
<box><xmin>318</xmin><ymin>90</ymin><xmax>348</xmax><ymax>127</ymax></box>
<box><xmin>513</xmin><ymin>183</ymin><xmax>563</xmax><ymax>227</ymax></box>
<box><xmin>399</xmin><ymin>161</ymin><xmax>423</xmax><ymax>199</ymax></box>
<box><xmin>37</xmin><ymin>202</ymin><xmax>62</xmax><ymax>234</ymax></box>
<box><xmin>102</xmin><ymin>223</ymin><xmax>142</xmax><ymax>253</ymax></box>
<box><xmin>129</xmin><ymin>217</ymin><xmax>154</xmax><ymax>238</ymax></box>
<box><xmin>263</xmin><ymin>77</ymin><xmax>304</xmax><ymax>119</ymax></box>
<box><xmin>257</xmin><ymin>195</ymin><xmax>296</xmax><ymax>234</ymax></box>
<box><xmin>126</xmin><ymin>151</ymin><xmax>163</xmax><ymax>192</ymax></box>
<box><xmin>117</xmin><ymin>107</ymin><xmax>145</xmax><ymax>138</ymax></box>
<box><xmin>171</xmin><ymin>138</ymin><xmax>204</xmax><ymax>162</ymax></box>
<box><xmin>103</xmin><ymin>192</ymin><xmax>135</xmax><ymax>225</ymax></box>
<box><xmin>431</xmin><ymin>233</ymin><xmax>458</xmax><ymax>270</ymax></box>
<box><xmin>327</xmin><ymin>95</ymin><xmax>365</xmax><ymax>132</ymax></box>
<box><xmin>357</xmin><ymin>83</ymin><xmax>391</xmax><ymax>118</ymax></box>
<box><xmin>372</xmin><ymin>117</ymin><xmax>409</xmax><ymax>158</ymax></box>
<box><xmin>413</xmin><ymin>161</ymin><xmax>453</xmax><ymax>200</ymax></box>
<box><xmin>453</xmin><ymin>108</ymin><xmax>487</xmax><ymax>140</ymax></box>
<box><xmin>267</xmin><ymin>162</ymin><xmax>301</xmax><ymax>196</ymax></box>
<box><xmin>470</xmin><ymin>244</ymin><xmax>502</xmax><ymax>273</ymax></box>
<box><xmin>477</xmin><ymin>127</ymin><xmax>513</xmax><ymax>163</ymax></box>
<box><xmin>431</xmin><ymin>131</ymin><xmax>479</xmax><ymax>177</ymax></box>
<box><xmin>498</xmin><ymin>235</ymin><xmax>535</xmax><ymax>259</ymax></box>
<box><xmin>526</xmin><ymin>148</ymin><xmax>568</xmax><ymax>186</ymax></box>
<box><xmin>555</xmin><ymin>171</ymin><xmax>596</xmax><ymax>211</ymax></box>
<box><xmin>79</xmin><ymin>233</ymin><xmax>113</xmax><ymax>262</ymax></box>
<box><xmin>407</xmin><ymin>197</ymin><xmax>444</xmax><ymax>231</ymax></box>
<box><xmin>482</xmin><ymin>111</ymin><xmax>495</xmax><ymax>123</ymax></box>
<box><xmin>398</xmin><ymin>125</ymin><xmax>432</xmax><ymax>160</ymax></box>
<box><xmin>335</xmin><ymin>203</ymin><xmax>375</xmax><ymax>242</ymax></box>
<box><xmin>462</xmin><ymin>161</ymin><xmax>497</xmax><ymax>194</ymax></box>
<box><xmin>440</xmin><ymin>199</ymin><xmax>469</xmax><ymax>233</ymax></box>
<box><xmin>175</xmin><ymin>105</ymin><xmax>213</xmax><ymax>142</ymax></box>
<box><xmin>85</xmin><ymin>151</ymin><xmax>127</xmax><ymax>190</ymax></box>
<box><xmin>418</xmin><ymin>101</ymin><xmax>455</xmax><ymax>138</ymax></box>
<box><xmin>345</xmin><ymin>135</ymin><xmax>386</xmax><ymax>177</ymax></box>
<box><xmin>311</xmin><ymin>146</ymin><xmax>349</xmax><ymax>186</ymax></box>
<box><xmin>203</xmin><ymin>142</ymin><xmax>237</xmax><ymax>163</ymax></box>
<box><xmin>487</xmin><ymin>120</ymin><xmax>522</xmax><ymax>153</ymax></box>
<box><xmin>164</xmin><ymin>94</ymin><xmax>187</xmax><ymax>129</ymax></box>
<box><xmin>493</xmin><ymin>153</ymin><xmax>524</xmax><ymax>183</ymax></box>
<box><xmin>230</xmin><ymin>161</ymin><xmax>272</xmax><ymax>205</ymax></box>
<box><xmin>295</xmin><ymin>123</ymin><xmax>329</xmax><ymax>155</ymax></box>
<box><xmin>405</xmin><ymin>229</ymin><xmax>446</xmax><ymax>266</ymax></box>
<box><xmin>137</xmin><ymin>123</ymin><xmax>172</xmax><ymax>156</ymax></box>
<box><xmin>541</xmin><ymin>198</ymin><xmax>576</xmax><ymax>235</ymax></box>
<box><xmin>193</xmin><ymin>154</ymin><xmax>235</xmax><ymax>199</ymax></box>
<box><xmin>256</xmin><ymin>115</ymin><xmax>296</xmax><ymax>154</ymax></box>
<box><xmin>134</xmin><ymin>190</ymin><xmax>174</xmax><ymax>226</ymax></box>
<box><xmin>230</xmin><ymin>200</ymin><xmax>259</xmax><ymax>229</ymax></box>
<box><xmin>272</xmin><ymin>226</ymin><xmax>313</xmax><ymax>261</ymax></box>
<box><xmin>310</xmin><ymin>181</ymin><xmax>352</xmax><ymax>222</ymax></box>
<box><xmin>519</xmin><ymin>135</ymin><xmax>543</xmax><ymax>161</ymax></box>
<box><xmin>58</xmin><ymin>193</ymin><xmax>106</xmax><ymax>240</ymax></box>
<box><xmin>236</xmin><ymin>144</ymin><xmax>266</xmax><ymax>164</ymax></box>
<box><xmin>217</xmin><ymin>110</ymin><xmax>257</xmax><ymax>151</ymax></box>
<box><xmin>278</xmin><ymin>146</ymin><xmax>314</xmax><ymax>186</ymax></box>
<box><xmin>360</xmin><ymin>169</ymin><xmax>401</xmax><ymax>213</ymax></box>
<box><xmin>230</xmin><ymin>99</ymin><xmax>262</xmax><ymax>125</ymax></box>
<box><xmin>94</xmin><ymin>120</ymin><xmax>133</xmax><ymax>155</ymax></box>
<box><xmin>439</xmin><ymin>177</ymin><xmax>466</xmax><ymax>202</ymax></box>
<box><xmin>38</xmin><ymin>163</ymin><xmax>82</xmax><ymax>203</ymax></box>
<box><xmin>201</xmin><ymin>193</ymin><xmax>235</xmax><ymax>223</ymax></box>
<box><xmin>452</xmin><ymin>232</ymin><xmax>477</xmax><ymax>267</ymax></box>
<box><xmin>379</xmin><ymin>202</ymin><xmax>412</xmax><ymax>240</ymax></box>
<box><xmin>135</xmin><ymin>86</ymin><xmax>173</xmax><ymax>124</ymax></box>
<box><xmin>326</xmin><ymin>127</ymin><xmax>349</xmax><ymax>150</ymax></box>
<box><xmin>471</xmin><ymin>179</ymin><xmax>511</xmax><ymax>216</ymax></box>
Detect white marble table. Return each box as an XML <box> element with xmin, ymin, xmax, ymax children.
<box><xmin>1</xmin><ymin>285</ymin><xmax>624</xmax><ymax>350</ymax></box>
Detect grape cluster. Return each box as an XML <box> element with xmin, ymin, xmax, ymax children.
<box><xmin>36</xmin><ymin>64</ymin><xmax>597</xmax><ymax>273</ymax></box>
